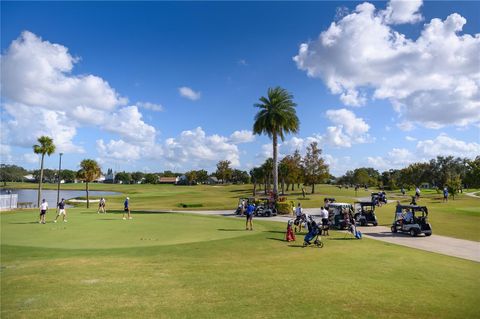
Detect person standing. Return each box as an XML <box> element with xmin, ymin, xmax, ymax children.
<box><xmin>39</xmin><ymin>198</ymin><xmax>48</xmax><ymax>224</ymax></box>
<box><xmin>320</xmin><ymin>206</ymin><xmax>329</xmax><ymax>236</ymax></box>
<box><xmin>294</xmin><ymin>203</ymin><xmax>303</xmax><ymax>232</ymax></box>
<box><xmin>415</xmin><ymin>186</ymin><xmax>421</xmax><ymax>199</ymax></box>
<box><xmin>401</xmin><ymin>187</ymin><xmax>405</xmax><ymax>196</ymax></box>
<box><xmin>123</xmin><ymin>197</ymin><xmax>132</xmax><ymax>220</ymax></box>
<box><xmin>245</xmin><ymin>202</ymin><xmax>255</xmax><ymax>231</ymax></box>
<box><xmin>97</xmin><ymin>197</ymin><xmax>106</xmax><ymax>214</ymax></box>
<box><xmin>443</xmin><ymin>187</ymin><xmax>449</xmax><ymax>202</ymax></box>
<box><xmin>54</xmin><ymin>198</ymin><xmax>67</xmax><ymax>223</ymax></box>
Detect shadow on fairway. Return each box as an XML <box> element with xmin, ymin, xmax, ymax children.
<box><xmin>97</xmin><ymin>218</ymin><xmax>120</xmax><ymax>221</ymax></box>
<box><xmin>263</xmin><ymin>230</ymin><xmax>285</xmax><ymax>234</ymax></box>
<box><xmin>9</xmin><ymin>221</ymin><xmax>41</xmax><ymax>225</ymax></box>
<box><xmin>267</xmin><ymin>237</ymin><xmax>286</xmax><ymax>242</ymax></box>
<box><xmin>288</xmin><ymin>244</ymin><xmax>306</xmax><ymax>248</ymax></box>
<box><xmin>328</xmin><ymin>237</ymin><xmax>357</xmax><ymax>240</ymax></box>
<box><xmin>217</xmin><ymin>228</ymin><xmax>246</xmax><ymax>232</ymax></box>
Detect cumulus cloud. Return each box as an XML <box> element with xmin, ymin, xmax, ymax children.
<box><xmin>137</xmin><ymin>102</ymin><xmax>164</xmax><ymax>112</ymax></box>
<box><xmin>367</xmin><ymin>148</ymin><xmax>414</xmax><ymax>171</ymax></box>
<box><xmin>324</xmin><ymin>109</ymin><xmax>371</xmax><ymax>147</ymax></box>
<box><xmin>162</xmin><ymin>127</ymin><xmax>240</xmax><ymax>169</ymax></box>
<box><xmin>383</xmin><ymin>0</ymin><xmax>423</xmax><ymax>25</ymax></box>
<box><xmin>1</xmin><ymin>31</ymin><xmax>158</xmax><ymax>156</ymax></box>
<box><xmin>405</xmin><ymin>136</ymin><xmax>417</xmax><ymax>142</ymax></box>
<box><xmin>293</xmin><ymin>1</ymin><xmax>480</xmax><ymax>128</ymax></box>
<box><xmin>96</xmin><ymin>139</ymin><xmax>142</xmax><ymax>162</ymax></box>
<box><xmin>229</xmin><ymin>130</ymin><xmax>255</xmax><ymax>144</ymax></box>
<box><xmin>178</xmin><ymin>86</ymin><xmax>201</xmax><ymax>101</ymax></box>
<box><xmin>416</xmin><ymin>134</ymin><xmax>480</xmax><ymax>158</ymax></box>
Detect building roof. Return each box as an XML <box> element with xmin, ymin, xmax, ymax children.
<box><xmin>159</xmin><ymin>177</ymin><xmax>178</xmax><ymax>183</ymax></box>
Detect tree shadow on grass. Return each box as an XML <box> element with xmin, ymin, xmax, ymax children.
<box><xmin>217</xmin><ymin>228</ymin><xmax>247</xmax><ymax>232</ymax></box>
<box><xmin>328</xmin><ymin>237</ymin><xmax>357</xmax><ymax>240</ymax></box>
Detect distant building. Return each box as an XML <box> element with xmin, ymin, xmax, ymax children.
<box><xmin>95</xmin><ymin>175</ymin><xmax>106</xmax><ymax>183</ymax></box>
<box><xmin>207</xmin><ymin>176</ymin><xmax>220</xmax><ymax>185</ymax></box>
<box><xmin>420</xmin><ymin>182</ymin><xmax>431</xmax><ymax>189</ymax></box>
<box><xmin>23</xmin><ymin>174</ymin><xmax>35</xmax><ymax>182</ymax></box>
<box><xmin>104</xmin><ymin>168</ymin><xmax>115</xmax><ymax>183</ymax></box>
<box><xmin>158</xmin><ymin>177</ymin><xmax>180</xmax><ymax>184</ymax></box>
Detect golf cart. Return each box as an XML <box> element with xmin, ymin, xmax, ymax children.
<box><xmin>234</xmin><ymin>197</ymin><xmax>254</xmax><ymax>215</ymax></box>
<box><xmin>353</xmin><ymin>201</ymin><xmax>378</xmax><ymax>226</ymax></box>
<box><xmin>371</xmin><ymin>192</ymin><xmax>387</xmax><ymax>206</ymax></box>
<box><xmin>254</xmin><ymin>197</ymin><xmax>277</xmax><ymax>217</ymax></box>
<box><xmin>327</xmin><ymin>203</ymin><xmax>354</xmax><ymax>230</ymax></box>
<box><xmin>391</xmin><ymin>205</ymin><xmax>432</xmax><ymax>237</ymax></box>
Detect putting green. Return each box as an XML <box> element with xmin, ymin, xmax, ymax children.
<box><xmin>1</xmin><ymin>210</ymin><xmax>262</xmax><ymax>249</ymax></box>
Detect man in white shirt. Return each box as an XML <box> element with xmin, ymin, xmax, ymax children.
<box><xmin>320</xmin><ymin>206</ymin><xmax>330</xmax><ymax>235</ymax></box>
<box><xmin>39</xmin><ymin>199</ymin><xmax>48</xmax><ymax>224</ymax></box>
<box><xmin>294</xmin><ymin>203</ymin><xmax>304</xmax><ymax>232</ymax></box>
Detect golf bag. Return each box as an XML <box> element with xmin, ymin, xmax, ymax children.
<box><xmin>304</xmin><ymin>218</ymin><xmax>320</xmax><ymax>244</ymax></box>
<box><xmin>349</xmin><ymin>224</ymin><xmax>362</xmax><ymax>239</ymax></box>
<box><xmin>286</xmin><ymin>220</ymin><xmax>296</xmax><ymax>242</ymax></box>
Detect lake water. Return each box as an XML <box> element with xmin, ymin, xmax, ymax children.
<box><xmin>0</xmin><ymin>188</ymin><xmax>120</xmax><ymax>207</ymax></box>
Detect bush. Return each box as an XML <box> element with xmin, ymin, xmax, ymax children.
<box><xmin>276</xmin><ymin>201</ymin><xmax>294</xmax><ymax>215</ymax></box>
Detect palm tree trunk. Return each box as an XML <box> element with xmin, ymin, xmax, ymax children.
<box><xmin>272</xmin><ymin>133</ymin><xmax>278</xmax><ymax>200</ymax></box>
<box><xmin>86</xmin><ymin>182</ymin><xmax>90</xmax><ymax>208</ymax></box>
<box><xmin>311</xmin><ymin>183</ymin><xmax>315</xmax><ymax>194</ymax></box>
<box><xmin>253</xmin><ymin>182</ymin><xmax>256</xmax><ymax>196</ymax></box>
<box><xmin>37</xmin><ymin>154</ymin><xmax>45</xmax><ymax>207</ymax></box>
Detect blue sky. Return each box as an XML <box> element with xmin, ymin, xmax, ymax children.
<box><xmin>1</xmin><ymin>1</ymin><xmax>479</xmax><ymax>176</ymax></box>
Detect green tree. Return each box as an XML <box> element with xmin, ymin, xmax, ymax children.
<box><xmin>131</xmin><ymin>172</ymin><xmax>144</xmax><ymax>184</ymax></box>
<box><xmin>195</xmin><ymin>169</ymin><xmax>209</xmax><ymax>184</ymax></box>
<box><xmin>33</xmin><ymin>136</ymin><xmax>56</xmax><ymax>207</ymax></box>
<box><xmin>302</xmin><ymin>142</ymin><xmax>329</xmax><ymax>194</ymax></box>
<box><xmin>446</xmin><ymin>174</ymin><xmax>462</xmax><ymax>200</ymax></box>
<box><xmin>115</xmin><ymin>172</ymin><xmax>131</xmax><ymax>184</ymax></box>
<box><xmin>253</xmin><ymin>86</ymin><xmax>300</xmax><ymax>200</ymax></box>
<box><xmin>249</xmin><ymin>167</ymin><xmax>264</xmax><ymax>196</ymax></box>
<box><xmin>216</xmin><ymin>160</ymin><xmax>232</xmax><ymax>183</ymax></box>
<box><xmin>185</xmin><ymin>171</ymin><xmax>197</xmax><ymax>185</ymax></box>
<box><xmin>0</xmin><ymin>164</ymin><xmax>28</xmax><ymax>185</ymax></box>
<box><xmin>60</xmin><ymin>169</ymin><xmax>76</xmax><ymax>183</ymax></box>
<box><xmin>261</xmin><ymin>158</ymin><xmax>274</xmax><ymax>194</ymax></box>
<box><xmin>464</xmin><ymin>156</ymin><xmax>480</xmax><ymax>188</ymax></box>
<box><xmin>144</xmin><ymin>173</ymin><xmax>159</xmax><ymax>184</ymax></box>
<box><xmin>278</xmin><ymin>158</ymin><xmax>289</xmax><ymax>195</ymax></box>
<box><xmin>77</xmin><ymin>159</ymin><xmax>101</xmax><ymax>208</ymax></box>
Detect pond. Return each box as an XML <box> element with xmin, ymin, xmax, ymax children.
<box><xmin>0</xmin><ymin>188</ymin><xmax>120</xmax><ymax>207</ymax></box>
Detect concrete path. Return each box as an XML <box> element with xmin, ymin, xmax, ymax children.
<box><xmin>155</xmin><ymin>209</ymin><xmax>480</xmax><ymax>263</ymax></box>
<box><xmin>465</xmin><ymin>192</ymin><xmax>480</xmax><ymax>199</ymax></box>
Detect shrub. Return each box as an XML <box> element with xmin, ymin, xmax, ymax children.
<box><xmin>276</xmin><ymin>201</ymin><xmax>294</xmax><ymax>215</ymax></box>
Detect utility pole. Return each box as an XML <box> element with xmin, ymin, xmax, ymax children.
<box><xmin>56</xmin><ymin>153</ymin><xmax>63</xmax><ymax>209</ymax></box>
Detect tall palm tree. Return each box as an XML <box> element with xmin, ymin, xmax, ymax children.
<box><xmin>77</xmin><ymin>159</ymin><xmax>101</xmax><ymax>208</ymax></box>
<box><xmin>253</xmin><ymin>87</ymin><xmax>300</xmax><ymax>200</ymax></box>
<box><xmin>33</xmin><ymin>136</ymin><xmax>56</xmax><ymax>207</ymax></box>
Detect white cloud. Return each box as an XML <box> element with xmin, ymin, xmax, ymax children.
<box><xmin>96</xmin><ymin>139</ymin><xmax>142</xmax><ymax>162</ymax></box>
<box><xmin>162</xmin><ymin>127</ymin><xmax>240</xmax><ymax>169</ymax></box>
<box><xmin>137</xmin><ymin>102</ymin><xmax>164</xmax><ymax>112</ymax></box>
<box><xmin>397</xmin><ymin>121</ymin><xmax>415</xmax><ymax>132</ymax></box>
<box><xmin>324</xmin><ymin>154</ymin><xmax>353</xmax><ymax>176</ymax></box>
<box><xmin>293</xmin><ymin>2</ymin><xmax>480</xmax><ymax>128</ymax></box>
<box><xmin>367</xmin><ymin>148</ymin><xmax>414</xmax><ymax>171</ymax></box>
<box><xmin>383</xmin><ymin>0</ymin><xmax>423</xmax><ymax>25</ymax></box>
<box><xmin>229</xmin><ymin>130</ymin><xmax>255</xmax><ymax>144</ymax></box>
<box><xmin>1</xmin><ymin>31</ymin><xmax>126</xmax><ymax>111</ymax></box>
<box><xmin>22</xmin><ymin>153</ymin><xmax>40</xmax><ymax>164</ymax></box>
<box><xmin>0</xmin><ymin>31</ymin><xmax>159</xmax><ymax>157</ymax></box>
<box><xmin>237</xmin><ymin>59</ymin><xmax>248</xmax><ymax>66</ymax></box>
<box><xmin>324</xmin><ymin>109</ymin><xmax>371</xmax><ymax>147</ymax></box>
<box><xmin>416</xmin><ymin>134</ymin><xmax>480</xmax><ymax>158</ymax></box>
<box><xmin>178</xmin><ymin>86</ymin><xmax>201</xmax><ymax>101</ymax></box>
<box><xmin>405</xmin><ymin>136</ymin><xmax>417</xmax><ymax>142</ymax></box>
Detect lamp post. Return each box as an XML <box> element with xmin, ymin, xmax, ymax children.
<box><xmin>56</xmin><ymin>153</ymin><xmax>63</xmax><ymax>208</ymax></box>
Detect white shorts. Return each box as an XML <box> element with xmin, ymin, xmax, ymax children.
<box><xmin>58</xmin><ymin>209</ymin><xmax>66</xmax><ymax>215</ymax></box>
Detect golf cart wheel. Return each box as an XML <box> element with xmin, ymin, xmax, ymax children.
<box><xmin>409</xmin><ymin>229</ymin><xmax>417</xmax><ymax>237</ymax></box>
<box><xmin>360</xmin><ymin>220</ymin><xmax>367</xmax><ymax>226</ymax></box>
<box><xmin>373</xmin><ymin>222</ymin><xmax>378</xmax><ymax>226</ymax></box>
<box><xmin>425</xmin><ymin>232</ymin><xmax>432</xmax><ymax>237</ymax></box>
<box><xmin>391</xmin><ymin>226</ymin><xmax>397</xmax><ymax>233</ymax></box>
<box><xmin>302</xmin><ymin>241</ymin><xmax>308</xmax><ymax>247</ymax></box>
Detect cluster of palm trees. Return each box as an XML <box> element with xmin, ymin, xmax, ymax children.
<box><xmin>33</xmin><ymin>136</ymin><xmax>101</xmax><ymax>208</ymax></box>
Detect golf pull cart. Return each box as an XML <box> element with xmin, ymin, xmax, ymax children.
<box><xmin>353</xmin><ymin>201</ymin><xmax>378</xmax><ymax>226</ymax></box>
<box><xmin>391</xmin><ymin>205</ymin><xmax>432</xmax><ymax>237</ymax></box>
<box><xmin>371</xmin><ymin>192</ymin><xmax>387</xmax><ymax>206</ymax></box>
<box><xmin>327</xmin><ymin>203</ymin><xmax>355</xmax><ymax>230</ymax></box>
<box><xmin>254</xmin><ymin>197</ymin><xmax>277</xmax><ymax>217</ymax></box>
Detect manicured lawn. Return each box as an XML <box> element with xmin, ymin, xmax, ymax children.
<box><xmin>1</xmin><ymin>209</ymin><xmax>479</xmax><ymax>318</ymax></box>
<box><xmin>3</xmin><ymin>182</ymin><xmax>479</xmax><ymax>241</ymax></box>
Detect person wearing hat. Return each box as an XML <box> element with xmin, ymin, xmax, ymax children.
<box><xmin>39</xmin><ymin>198</ymin><xmax>48</xmax><ymax>224</ymax></box>
<box><xmin>54</xmin><ymin>198</ymin><xmax>67</xmax><ymax>223</ymax></box>
<box><xmin>123</xmin><ymin>197</ymin><xmax>132</xmax><ymax>220</ymax></box>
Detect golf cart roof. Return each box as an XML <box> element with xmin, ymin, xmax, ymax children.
<box><xmin>324</xmin><ymin>197</ymin><xmax>336</xmax><ymax>201</ymax></box>
<box><xmin>397</xmin><ymin>205</ymin><xmax>429</xmax><ymax>215</ymax></box>
<box><xmin>354</xmin><ymin>201</ymin><xmax>375</xmax><ymax>206</ymax></box>
<box><xmin>328</xmin><ymin>203</ymin><xmax>352</xmax><ymax>207</ymax></box>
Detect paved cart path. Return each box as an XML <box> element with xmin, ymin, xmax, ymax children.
<box><xmin>153</xmin><ymin>209</ymin><xmax>480</xmax><ymax>263</ymax></box>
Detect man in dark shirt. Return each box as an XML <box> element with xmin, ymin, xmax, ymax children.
<box><xmin>54</xmin><ymin>198</ymin><xmax>67</xmax><ymax>223</ymax></box>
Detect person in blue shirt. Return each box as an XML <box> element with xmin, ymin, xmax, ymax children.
<box><xmin>245</xmin><ymin>202</ymin><xmax>255</xmax><ymax>231</ymax></box>
<box><xmin>443</xmin><ymin>187</ymin><xmax>449</xmax><ymax>202</ymax></box>
<box><xmin>54</xmin><ymin>198</ymin><xmax>67</xmax><ymax>223</ymax></box>
<box><xmin>123</xmin><ymin>197</ymin><xmax>132</xmax><ymax>220</ymax></box>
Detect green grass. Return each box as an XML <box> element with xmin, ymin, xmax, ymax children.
<box><xmin>1</xmin><ymin>209</ymin><xmax>479</xmax><ymax>319</ymax></box>
<box><xmin>3</xmin><ymin>182</ymin><xmax>480</xmax><ymax>241</ymax></box>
